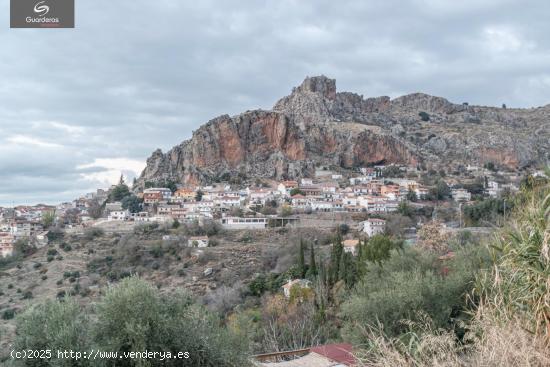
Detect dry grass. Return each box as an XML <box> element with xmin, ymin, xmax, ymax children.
<box><xmin>355</xmin><ymin>309</ymin><xmax>550</xmax><ymax>367</ymax></box>
<box><xmin>466</xmin><ymin>309</ymin><xmax>550</xmax><ymax>366</ymax></box>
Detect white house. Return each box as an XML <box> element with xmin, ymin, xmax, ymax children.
<box><xmin>451</xmin><ymin>189</ymin><xmax>472</xmax><ymax>202</ymax></box>
<box><xmin>277</xmin><ymin>181</ymin><xmax>299</xmax><ymax>196</ymax></box>
<box><xmin>220</xmin><ymin>216</ymin><xmax>269</xmax><ymax>229</ymax></box>
<box><xmin>214</xmin><ymin>195</ymin><xmax>242</xmax><ymax>208</ymax></box>
<box><xmin>188</xmin><ymin>236</ymin><xmax>209</xmax><ymax>248</ymax></box>
<box><xmin>144</xmin><ymin>187</ymin><xmax>172</xmax><ymax>201</ymax></box>
<box><xmin>349</xmin><ymin>175</ymin><xmax>374</xmax><ymax>185</ymax></box>
<box><xmin>157</xmin><ymin>204</ymin><xmax>181</xmax><ymax>216</ymax></box>
<box><xmin>249</xmin><ymin>189</ymin><xmax>275</xmax><ymax>205</ymax></box>
<box><xmin>363</xmin><ymin>218</ymin><xmax>386</xmax><ymax>237</ymax></box>
<box><xmin>0</xmin><ymin>233</ymin><xmax>15</xmax><ymax>257</ymax></box>
<box><xmin>108</xmin><ymin>210</ymin><xmax>129</xmax><ymax>221</ymax></box>
<box><xmin>343</xmin><ymin>239</ymin><xmax>360</xmax><ymax>256</ymax></box>
<box><xmin>414</xmin><ymin>186</ymin><xmax>430</xmax><ymax>199</ymax></box>
<box><xmin>291</xmin><ymin>194</ymin><xmax>309</xmax><ymax>209</ymax></box>
<box><xmin>486</xmin><ymin>181</ymin><xmax>500</xmax><ymax>198</ymax></box>
<box><xmin>131</xmin><ymin>212</ymin><xmax>150</xmax><ymax>222</ymax></box>
<box><xmin>10</xmin><ymin>221</ymin><xmax>31</xmax><ymax>238</ymax></box>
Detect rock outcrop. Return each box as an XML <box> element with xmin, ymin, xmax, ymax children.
<box><xmin>136</xmin><ymin>76</ymin><xmax>549</xmax><ymax>188</ymax></box>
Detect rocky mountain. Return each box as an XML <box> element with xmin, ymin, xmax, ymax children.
<box><xmin>136</xmin><ymin>76</ymin><xmax>549</xmax><ymax>188</ymax></box>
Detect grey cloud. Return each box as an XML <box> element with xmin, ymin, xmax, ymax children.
<box><xmin>1</xmin><ymin>0</ymin><xmax>549</xmax><ymax>205</ymax></box>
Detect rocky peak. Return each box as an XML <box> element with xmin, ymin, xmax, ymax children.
<box><xmin>295</xmin><ymin>75</ymin><xmax>337</xmax><ymax>100</ymax></box>
<box><xmin>391</xmin><ymin>93</ymin><xmax>454</xmax><ymax>113</ymax></box>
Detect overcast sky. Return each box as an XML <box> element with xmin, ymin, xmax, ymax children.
<box><xmin>1</xmin><ymin>0</ymin><xmax>549</xmax><ymax>205</ymax></box>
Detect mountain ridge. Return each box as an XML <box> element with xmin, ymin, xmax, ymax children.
<box><xmin>136</xmin><ymin>76</ymin><xmax>549</xmax><ymax>188</ymax></box>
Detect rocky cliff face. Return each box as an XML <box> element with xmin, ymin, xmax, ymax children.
<box><xmin>136</xmin><ymin>76</ymin><xmax>549</xmax><ymax>188</ymax></box>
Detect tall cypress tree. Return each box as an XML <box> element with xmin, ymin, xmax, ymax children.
<box><xmin>356</xmin><ymin>239</ymin><xmax>367</xmax><ymax>278</ymax></box>
<box><xmin>318</xmin><ymin>256</ymin><xmax>327</xmax><ymax>286</ymax></box>
<box><xmin>298</xmin><ymin>239</ymin><xmax>306</xmax><ymax>278</ymax></box>
<box><xmin>306</xmin><ymin>243</ymin><xmax>317</xmax><ymax>278</ymax></box>
<box><xmin>330</xmin><ymin>234</ymin><xmax>343</xmax><ymax>284</ymax></box>
<box><xmin>338</xmin><ymin>250</ymin><xmax>347</xmax><ymax>283</ymax></box>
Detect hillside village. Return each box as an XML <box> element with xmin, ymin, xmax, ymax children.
<box><xmin>0</xmin><ymin>162</ymin><xmax>532</xmax><ymax>259</ymax></box>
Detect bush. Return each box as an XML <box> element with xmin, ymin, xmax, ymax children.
<box><xmin>62</xmin><ymin>243</ymin><xmax>73</xmax><ymax>252</ymax></box>
<box><xmin>93</xmin><ymin>277</ymin><xmax>249</xmax><ymax>366</ymax></box>
<box><xmin>463</xmin><ymin>198</ymin><xmax>509</xmax><ymax>226</ymax></box>
<box><xmin>134</xmin><ymin>222</ymin><xmax>159</xmax><ymax>235</ymax></box>
<box><xmin>47</xmin><ymin>248</ymin><xmax>58</xmax><ymax>256</ymax></box>
<box><xmin>2</xmin><ymin>309</ymin><xmax>15</xmax><ymax>320</ymax></box>
<box><xmin>84</xmin><ymin>227</ymin><xmax>104</xmax><ymax>240</ymax></box>
<box><xmin>341</xmin><ymin>244</ymin><xmax>490</xmax><ymax>342</ymax></box>
<box><xmin>338</xmin><ymin>223</ymin><xmax>350</xmax><ymax>235</ymax></box>
<box><xmin>15</xmin><ymin>298</ymin><xmax>88</xmax><ymax>357</ymax></box>
<box><xmin>419</xmin><ymin>111</ymin><xmax>430</xmax><ymax>121</ymax></box>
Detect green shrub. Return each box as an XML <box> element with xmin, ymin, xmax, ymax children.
<box><xmin>2</xmin><ymin>309</ymin><xmax>15</xmax><ymax>320</ymax></box>
<box><xmin>47</xmin><ymin>248</ymin><xmax>58</xmax><ymax>256</ymax></box>
<box><xmin>93</xmin><ymin>277</ymin><xmax>250</xmax><ymax>365</ymax></box>
<box><xmin>419</xmin><ymin>111</ymin><xmax>430</xmax><ymax>121</ymax></box>
<box><xmin>15</xmin><ymin>298</ymin><xmax>88</xmax><ymax>356</ymax></box>
<box><xmin>341</xmin><ymin>244</ymin><xmax>490</xmax><ymax>342</ymax></box>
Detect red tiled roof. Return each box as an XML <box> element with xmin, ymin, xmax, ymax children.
<box><xmin>310</xmin><ymin>343</ymin><xmax>356</xmax><ymax>366</ymax></box>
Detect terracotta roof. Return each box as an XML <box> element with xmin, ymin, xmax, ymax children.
<box><xmin>310</xmin><ymin>343</ymin><xmax>356</xmax><ymax>366</ymax></box>
<box><xmin>343</xmin><ymin>239</ymin><xmax>359</xmax><ymax>247</ymax></box>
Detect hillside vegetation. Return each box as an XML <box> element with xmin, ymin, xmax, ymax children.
<box><xmin>354</xmin><ymin>175</ymin><xmax>550</xmax><ymax>366</ymax></box>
